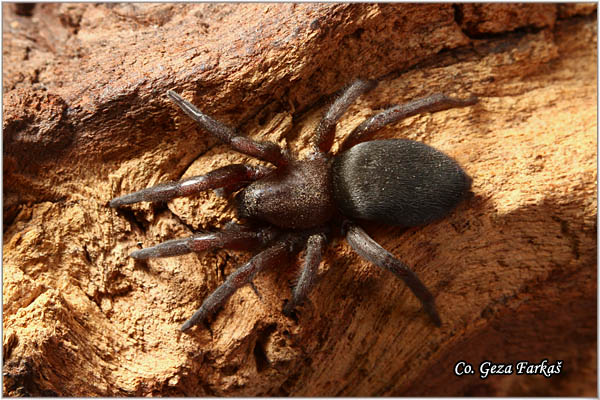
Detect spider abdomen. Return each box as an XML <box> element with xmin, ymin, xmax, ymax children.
<box><xmin>331</xmin><ymin>139</ymin><xmax>471</xmax><ymax>227</ymax></box>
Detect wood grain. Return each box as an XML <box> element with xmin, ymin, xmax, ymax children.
<box><xmin>3</xmin><ymin>3</ymin><xmax>596</xmax><ymax>396</ymax></box>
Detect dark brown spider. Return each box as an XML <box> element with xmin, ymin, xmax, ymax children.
<box><xmin>110</xmin><ymin>80</ymin><xmax>476</xmax><ymax>332</ymax></box>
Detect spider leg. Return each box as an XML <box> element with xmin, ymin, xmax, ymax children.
<box><xmin>181</xmin><ymin>237</ymin><xmax>296</xmax><ymax>332</ymax></box>
<box><xmin>167</xmin><ymin>91</ymin><xmax>288</xmax><ymax>167</ymax></box>
<box><xmin>129</xmin><ymin>224</ymin><xmax>278</xmax><ymax>259</ymax></box>
<box><xmin>109</xmin><ymin>164</ymin><xmax>271</xmax><ymax>207</ymax></box>
<box><xmin>344</xmin><ymin>222</ymin><xmax>441</xmax><ymax>326</ymax></box>
<box><xmin>340</xmin><ymin>93</ymin><xmax>478</xmax><ymax>151</ymax></box>
<box><xmin>313</xmin><ymin>79</ymin><xmax>378</xmax><ymax>154</ymax></box>
<box><xmin>283</xmin><ymin>232</ymin><xmax>326</xmax><ymax>316</ymax></box>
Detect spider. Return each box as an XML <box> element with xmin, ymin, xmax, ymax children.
<box><xmin>109</xmin><ymin>79</ymin><xmax>476</xmax><ymax>332</ymax></box>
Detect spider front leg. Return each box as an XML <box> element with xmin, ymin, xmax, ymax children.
<box><xmin>167</xmin><ymin>91</ymin><xmax>288</xmax><ymax>167</ymax></box>
<box><xmin>344</xmin><ymin>222</ymin><xmax>441</xmax><ymax>326</ymax></box>
<box><xmin>109</xmin><ymin>164</ymin><xmax>271</xmax><ymax>207</ymax></box>
<box><xmin>129</xmin><ymin>223</ymin><xmax>278</xmax><ymax>260</ymax></box>
<box><xmin>283</xmin><ymin>232</ymin><xmax>327</xmax><ymax>317</ymax></box>
<box><xmin>340</xmin><ymin>93</ymin><xmax>478</xmax><ymax>151</ymax></box>
<box><xmin>181</xmin><ymin>236</ymin><xmax>299</xmax><ymax>332</ymax></box>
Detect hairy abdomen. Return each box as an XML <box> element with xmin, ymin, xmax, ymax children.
<box><xmin>331</xmin><ymin>139</ymin><xmax>471</xmax><ymax>227</ymax></box>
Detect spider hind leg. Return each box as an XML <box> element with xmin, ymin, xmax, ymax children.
<box><xmin>341</xmin><ymin>93</ymin><xmax>478</xmax><ymax>151</ymax></box>
<box><xmin>283</xmin><ymin>232</ymin><xmax>326</xmax><ymax>317</ymax></box>
<box><xmin>312</xmin><ymin>79</ymin><xmax>377</xmax><ymax>155</ymax></box>
<box><xmin>344</xmin><ymin>222</ymin><xmax>441</xmax><ymax>326</ymax></box>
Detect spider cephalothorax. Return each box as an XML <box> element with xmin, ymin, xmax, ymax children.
<box><xmin>110</xmin><ymin>80</ymin><xmax>476</xmax><ymax>332</ymax></box>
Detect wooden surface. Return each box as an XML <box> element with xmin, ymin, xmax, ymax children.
<box><xmin>3</xmin><ymin>3</ymin><xmax>597</xmax><ymax>396</ymax></box>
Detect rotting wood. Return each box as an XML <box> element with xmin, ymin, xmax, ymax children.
<box><xmin>3</xmin><ymin>3</ymin><xmax>597</xmax><ymax>396</ymax></box>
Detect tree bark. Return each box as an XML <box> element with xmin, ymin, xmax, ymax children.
<box><xmin>3</xmin><ymin>3</ymin><xmax>596</xmax><ymax>396</ymax></box>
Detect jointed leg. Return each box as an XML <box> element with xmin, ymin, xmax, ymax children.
<box><xmin>344</xmin><ymin>222</ymin><xmax>441</xmax><ymax>326</ymax></box>
<box><xmin>283</xmin><ymin>232</ymin><xmax>326</xmax><ymax>316</ymax></box>
<box><xmin>109</xmin><ymin>164</ymin><xmax>271</xmax><ymax>207</ymax></box>
<box><xmin>129</xmin><ymin>224</ymin><xmax>278</xmax><ymax>260</ymax></box>
<box><xmin>181</xmin><ymin>238</ymin><xmax>293</xmax><ymax>332</ymax></box>
<box><xmin>167</xmin><ymin>91</ymin><xmax>288</xmax><ymax>167</ymax></box>
<box><xmin>340</xmin><ymin>93</ymin><xmax>478</xmax><ymax>151</ymax></box>
<box><xmin>313</xmin><ymin>79</ymin><xmax>378</xmax><ymax>154</ymax></box>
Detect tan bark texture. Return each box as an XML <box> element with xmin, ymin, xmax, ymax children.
<box><xmin>3</xmin><ymin>3</ymin><xmax>597</xmax><ymax>396</ymax></box>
